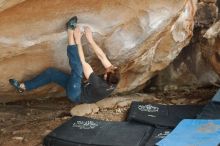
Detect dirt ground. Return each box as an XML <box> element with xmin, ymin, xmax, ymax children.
<box><xmin>0</xmin><ymin>87</ymin><xmax>217</xmax><ymax>146</ymax></box>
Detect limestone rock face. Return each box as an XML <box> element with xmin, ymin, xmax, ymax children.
<box><xmin>203</xmin><ymin>21</ymin><xmax>220</xmax><ymax>77</ymax></box>
<box><xmin>0</xmin><ymin>0</ymin><xmax>197</xmax><ymax>102</ymax></box>
<box><xmin>149</xmin><ymin>0</ymin><xmax>220</xmax><ymax>90</ymax></box>
<box><xmin>0</xmin><ymin>0</ymin><xmax>26</xmax><ymax>12</ymax></box>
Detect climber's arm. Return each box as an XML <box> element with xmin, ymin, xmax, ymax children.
<box><xmin>85</xmin><ymin>27</ymin><xmax>112</xmax><ymax>69</ymax></box>
<box><xmin>74</xmin><ymin>27</ymin><xmax>93</xmax><ymax>79</ymax></box>
<box><xmin>78</xmin><ymin>43</ymin><xmax>94</xmax><ymax>79</ymax></box>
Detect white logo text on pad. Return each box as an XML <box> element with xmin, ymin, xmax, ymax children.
<box><xmin>72</xmin><ymin>121</ymin><xmax>98</xmax><ymax>129</ymax></box>
<box><xmin>138</xmin><ymin>104</ymin><xmax>159</xmax><ymax>112</ymax></box>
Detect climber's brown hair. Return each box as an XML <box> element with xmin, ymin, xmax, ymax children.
<box><xmin>105</xmin><ymin>66</ymin><xmax>120</xmax><ymax>85</ymax></box>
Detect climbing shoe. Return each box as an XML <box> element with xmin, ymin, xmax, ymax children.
<box><xmin>66</xmin><ymin>16</ymin><xmax>78</xmax><ymax>30</ymax></box>
<box><xmin>9</xmin><ymin>79</ymin><xmax>24</xmax><ymax>93</ymax></box>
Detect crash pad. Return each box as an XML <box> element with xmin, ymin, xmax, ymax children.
<box><xmin>156</xmin><ymin>119</ymin><xmax>220</xmax><ymax>146</ymax></box>
<box><xmin>144</xmin><ymin>127</ymin><xmax>172</xmax><ymax>146</ymax></box>
<box><xmin>127</xmin><ymin>102</ymin><xmax>203</xmax><ymax>127</ymax></box>
<box><xmin>212</xmin><ymin>89</ymin><xmax>220</xmax><ymax>103</ymax></box>
<box><xmin>43</xmin><ymin>116</ymin><xmax>154</xmax><ymax>146</ymax></box>
<box><xmin>197</xmin><ymin>102</ymin><xmax>220</xmax><ymax>119</ymax></box>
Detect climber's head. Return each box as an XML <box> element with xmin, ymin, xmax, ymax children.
<box><xmin>104</xmin><ymin>66</ymin><xmax>120</xmax><ymax>85</ymax></box>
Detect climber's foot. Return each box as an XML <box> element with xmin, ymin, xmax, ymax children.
<box><xmin>9</xmin><ymin>79</ymin><xmax>24</xmax><ymax>93</ymax></box>
<box><xmin>66</xmin><ymin>16</ymin><xmax>78</xmax><ymax>30</ymax></box>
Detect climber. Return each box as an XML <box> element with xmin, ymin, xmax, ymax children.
<box><xmin>9</xmin><ymin>16</ymin><xmax>120</xmax><ymax>103</ymax></box>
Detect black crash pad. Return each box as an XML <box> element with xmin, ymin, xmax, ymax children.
<box><xmin>43</xmin><ymin>116</ymin><xmax>154</xmax><ymax>146</ymax></box>
<box><xmin>127</xmin><ymin>102</ymin><xmax>204</xmax><ymax>127</ymax></box>
<box><xmin>144</xmin><ymin>127</ymin><xmax>172</xmax><ymax>146</ymax></box>
<box><xmin>197</xmin><ymin>102</ymin><xmax>220</xmax><ymax>119</ymax></box>
<box><xmin>211</xmin><ymin>89</ymin><xmax>220</xmax><ymax>103</ymax></box>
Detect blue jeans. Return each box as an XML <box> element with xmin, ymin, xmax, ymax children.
<box><xmin>24</xmin><ymin>45</ymin><xmax>83</xmax><ymax>103</ymax></box>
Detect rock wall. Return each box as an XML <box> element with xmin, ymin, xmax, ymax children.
<box><xmin>0</xmin><ymin>0</ymin><xmax>26</xmax><ymax>12</ymax></box>
<box><xmin>151</xmin><ymin>0</ymin><xmax>220</xmax><ymax>90</ymax></box>
<box><xmin>0</xmin><ymin>0</ymin><xmax>197</xmax><ymax>102</ymax></box>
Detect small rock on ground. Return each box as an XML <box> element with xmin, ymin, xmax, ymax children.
<box><xmin>70</xmin><ymin>104</ymin><xmax>99</xmax><ymax>116</ymax></box>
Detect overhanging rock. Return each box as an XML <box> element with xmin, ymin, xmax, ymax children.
<box><xmin>0</xmin><ymin>0</ymin><xmax>197</xmax><ymax>102</ymax></box>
